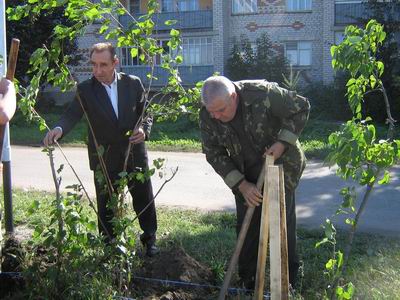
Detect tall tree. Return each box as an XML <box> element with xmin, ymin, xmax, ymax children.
<box><xmin>226</xmin><ymin>33</ymin><xmax>288</xmax><ymax>84</ymax></box>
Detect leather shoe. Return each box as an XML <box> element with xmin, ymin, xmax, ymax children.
<box><xmin>145</xmin><ymin>244</ymin><xmax>159</xmax><ymax>257</ymax></box>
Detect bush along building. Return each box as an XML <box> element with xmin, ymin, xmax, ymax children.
<box><xmin>71</xmin><ymin>0</ymin><xmax>400</xmax><ymax>89</ymax></box>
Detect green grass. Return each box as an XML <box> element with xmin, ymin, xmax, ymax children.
<box><xmin>6</xmin><ymin>188</ymin><xmax>400</xmax><ymax>299</ymax></box>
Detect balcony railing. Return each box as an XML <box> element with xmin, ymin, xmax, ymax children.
<box><xmin>335</xmin><ymin>3</ymin><xmax>400</xmax><ymax>26</ymax></box>
<box><xmin>335</xmin><ymin>3</ymin><xmax>368</xmax><ymax>25</ymax></box>
<box><xmin>119</xmin><ymin>10</ymin><xmax>213</xmax><ymax>31</ymax></box>
<box><xmin>120</xmin><ymin>65</ymin><xmax>214</xmax><ymax>87</ymax></box>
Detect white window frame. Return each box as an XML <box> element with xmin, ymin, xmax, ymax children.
<box><xmin>284</xmin><ymin>41</ymin><xmax>312</xmax><ymax>67</ymax></box>
<box><xmin>232</xmin><ymin>0</ymin><xmax>258</xmax><ymax>15</ymax></box>
<box><xmin>286</xmin><ymin>0</ymin><xmax>312</xmax><ymax>12</ymax></box>
<box><xmin>181</xmin><ymin>37</ymin><xmax>213</xmax><ymax>66</ymax></box>
<box><xmin>120</xmin><ymin>37</ymin><xmax>213</xmax><ymax>67</ymax></box>
<box><xmin>162</xmin><ymin>0</ymin><xmax>200</xmax><ymax>12</ymax></box>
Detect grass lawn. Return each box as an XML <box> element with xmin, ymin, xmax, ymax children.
<box><xmin>10</xmin><ymin>110</ymin><xmax>340</xmax><ymax>159</ymax></box>
<box><xmin>9</xmin><ymin>188</ymin><xmax>400</xmax><ymax>299</ymax></box>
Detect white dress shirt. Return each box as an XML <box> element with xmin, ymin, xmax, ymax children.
<box><xmin>55</xmin><ymin>73</ymin><xmax>119</xmax><ymax>135</ymax></box>
<box><xmin>101</xmin><ymin>72</ymin><xmax>119</xmax><ymax>119</ymax></box>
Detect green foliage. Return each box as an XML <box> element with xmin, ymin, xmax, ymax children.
<box><xmin>5</xmin><ymin>0</ymin><xmax>203</xmax><ymax>298</ymax></box>
<box><xmin>318</xmin><ymin>19</ymin><xmax>400</xmax><ymax>299</ymax></box>
<box><xmin>225</xmin><ymin>33</ymin><xmax>289</xmax><ymax>83</ymax></box>
<box><xmin>6</xmin><ymin>0</ymin><xmax>80</xmax><ymax>84</ymax></box>
<box><xmin>331</xmin><ymin>20</ymin><xmax>386</xmax><ymax>117</ymax></box>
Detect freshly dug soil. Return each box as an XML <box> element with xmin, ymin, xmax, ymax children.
<box><xmin>139</xmin><ymin>246</ymin><xmax>213</xmax><ymax>283</ymax></box>
<box><xmin>135</xmin><ymin>245</ymin><xmax>219</xmax><ymax>299</ymax></box>
<box><xmin>0</xmin><ymin>236</ymin><xmax>26</xmax><ymax>298</ymax></box>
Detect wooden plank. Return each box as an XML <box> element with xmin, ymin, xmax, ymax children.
<box><xmin>218</xmin><ymin>163</ymin><xmax>266</xmax><ymax>300</ymax></box>
<box><xmin>268</xmin><ymin>166</ymin><xmax>281</xmax><ymax>300</ymax></box>
<box><xmin>279</xmin><ymin>165</ymin><xmax>289</xmax><ymax>300</ymax></box>
<box><xmin>254</xmin><ymin>155</ymin><xmax>275</xmax><ymax>300</ymax></box>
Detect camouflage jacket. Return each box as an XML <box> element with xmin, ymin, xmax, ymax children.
<box><xmin>199</xmin><ymin>80</ymin><xmax>310</xmax><ymax>192</ymax></box>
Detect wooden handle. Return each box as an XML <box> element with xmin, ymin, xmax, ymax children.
<box><xmin>6</xmin><ymin>39</ymin><xmax>20</xmax><ymax>81</ymax></box>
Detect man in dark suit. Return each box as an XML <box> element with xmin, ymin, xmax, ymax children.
<box><xmin>43</xmin><ymin>42</ymin><xmax>158</xmax><ymax>256</ymax></box>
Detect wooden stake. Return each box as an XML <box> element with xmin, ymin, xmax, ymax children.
<box><xmin>254</xmin><ymin>156</ymin><xmax>279</xmax><ymax>300</ymax></box>
<box><xmin>218</xmin><ymin>161</ymin><xmax>266</xmax><ymax>300</ymax></box>
<box><xmin>268</xmin><ymin>165</ymin><xmax>281</xmax><ymax>300</ymax></box>
<box><xmin>279</xmin><ymin>165</ymin><xmax>289</xmax><ymax>299</ymax></box>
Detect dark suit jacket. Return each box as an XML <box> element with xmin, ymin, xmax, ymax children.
<box><xmin>57</xmin><ymin>72</ymin><xmax>152</xmax><ymax>172</ymax></box>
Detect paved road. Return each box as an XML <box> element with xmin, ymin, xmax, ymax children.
<box><xmin>6</xmin><ymin>146</ymin><xmax>400</xmax><ymax>235</ymax></box>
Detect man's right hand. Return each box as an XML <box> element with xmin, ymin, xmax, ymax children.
<box><xmin>238</xmin><ymin>179</ymin><xmax>263</xmax><ymax>207</ymax></box>
<box><xmin>43</xmin><ymin>128</ymin><xmax>62</xmax><ymax>147</ymax></box>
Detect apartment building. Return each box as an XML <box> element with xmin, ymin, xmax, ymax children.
<box><xmin>72</xmin><ymin>0</ymin><xmax>392</xmax><ymax>88</ymax></box>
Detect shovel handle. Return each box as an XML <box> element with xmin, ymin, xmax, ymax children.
<box><xmin>6</xmin><ymin>39</ymin><xmax>20</xmax><ymax>81</ymax></box>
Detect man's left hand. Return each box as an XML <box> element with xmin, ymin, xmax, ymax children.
<box><xmin>129</xmin><ymin>127</ymin><xmax>146</xmax><ymax>144</ymax></box>
<box><xmin>264</xmin><ymin>141</ymin><xmax>287</xmax><ymax>161</ymax></box>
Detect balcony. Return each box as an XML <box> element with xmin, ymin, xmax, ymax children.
<box><xmin>335</xmin><ymin>2</ymin><xmax>400</xmax><ymax>26</ymax></box>
<box><xmin>119</xmin><ymin>10</ymin><xmax>213</xmax><ymax>31</ymax></box>
<box><xmin>335</xmin><ymin>3</ymin><xmax>368</xmax><ymax>25</ymax></box>
<box><xmin>120</xmin><ymin>65</ymin><xmax>214</xmax><ymax>87</ymax></box>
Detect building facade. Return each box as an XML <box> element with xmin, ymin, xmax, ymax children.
<box><xmin>71</xmin><ymin>0</ymin><xmax>391</xmax><ymax>88</ymax></box>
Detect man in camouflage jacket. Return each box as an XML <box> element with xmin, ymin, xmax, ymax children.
<box><xmin>199</xmin><ymin>76</ymin><xmax>310</xmax><ymax>289</ymax></box>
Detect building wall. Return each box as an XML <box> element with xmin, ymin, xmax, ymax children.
<box><xmin>227</xmin><ymin>0</ymin><xmax>326</xmax><ymax>84</ymax></box>
<box><xmin>322</xmin><ymin>0</ymin><xmax>335</xmax><ymax>85</ymax></box>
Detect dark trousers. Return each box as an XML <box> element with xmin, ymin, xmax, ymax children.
<box><xmin>235</xmin><ymin>188</ymin><xmax>299</xmax><ymax>288</ymax></box>
<box><xmin>93</xmin><ymin>169</ymin><xmax>157</xmax><ymax>243</ymax></box>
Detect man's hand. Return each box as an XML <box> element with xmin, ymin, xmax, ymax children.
<box><xmin>129</xmin><ymin>127</ymin><xmax>146</xmax><ymax>144</ymax></box>
<box><xmin>265</xmin><ymin>141</ymin><xmax>287</xmax><ymax>161</ymax></box>
<box><xmin>238</xmin><ymin>179</ymin><xmax>263</xmax><ymax>207</ymax></box>
<box><xmin>0</xmin><ymin>78</ymin><xmax>12</xmax><ymax>95</ymax></box>
<box><xmin>43</xmin><ymin>128</ymin><xmax>62</xmax><ymax>147</ymax></box>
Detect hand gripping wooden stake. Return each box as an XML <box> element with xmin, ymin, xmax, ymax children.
<box><xmin>218</xmin><ymin>156</ymin><xmax>273</xmax><ymax>300</ymax></box>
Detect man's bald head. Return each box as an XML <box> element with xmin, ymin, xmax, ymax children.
<box><xmin>201</xmin><ymin>76</ymin><xmax>238</xmax><ymax>123</ymax></box>
<box><xmin>201</xmin><ymin>76</ymin><xmax>235</xmax><ymax>106</ymax></box>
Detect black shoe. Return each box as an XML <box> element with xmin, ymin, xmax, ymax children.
<box><xmin>145</xmin><ymin>244</ymin><xmax>160</xmax><ymax>257</ymax></box>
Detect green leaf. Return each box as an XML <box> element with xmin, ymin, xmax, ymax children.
<box><xmin>130</xmin><ymin>48</ymin><xmax>138</xmax><ymax>58</ymax></box>
<box><xmin>378</xmin><ymin>170</ymin><xmax>390</xmax><ymax>185</ymax></box>
<box><xmin>370</xmin><ymin>74</ymin><xmax>377</xmax><ymax>89</ymax></box>
<box><xmin>326</xmin><ymin>259</ymin><xmax>335</xmax><ymax>270</ymax></box>
<box><xmin>165</xmin><ymin>19</ymin><xmax>177</xmax><ymax>26</ymax></box>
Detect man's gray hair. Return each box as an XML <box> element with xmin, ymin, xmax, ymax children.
<box><xmin>201</xmin><ymin>76</ymin><xmax>235</xmax><ymax>105</ymax></box>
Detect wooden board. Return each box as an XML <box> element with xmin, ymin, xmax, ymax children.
<box><xmin>279</xmin><ymin>165</ymin><xmax>289</xmax><ymax>299</ymax></box>
<box><xmin>254</xmin><ymin>155</ymin><xmax>275</xmax><ymax>300</ymax></box>
<box><xmin>268</xmin><ymin>166</ymin><xmax>281</xmax><ymax>300</ymax></box>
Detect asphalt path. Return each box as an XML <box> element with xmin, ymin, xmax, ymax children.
<box><xmin>6</xmin><ymin>145</ymin><xmax>400</xmax><ymax>236</ymax></box>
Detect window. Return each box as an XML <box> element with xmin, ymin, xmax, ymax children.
<box><xmin>120</xmin><ymin>37</ymin><xmax>213</xmax><ymax>66</ymax></box>
<box><xmin>162</xmin><ymin>0</ymin><xmax>199</xmax><ymax>12</ymax></box>
<box><xmin>128</xmin><ymin>0</ymin><xmax>140</xmax><ymax>14</ymax></box>
<box><xmin>182</xmin><ymin>37</ymin><xmax>213</xmax><ymax>65</ymax></box>
<box><xmin>178</xmin><ymin>0</ymin><xmax>199</xmax><ymax>11</ymax></box>
<box><xmin>334</xmin><ymin>31</ymin><xmax>345</xmax><ymax>45</ymax></box>
<box><xmin>232</xmin><ymin>0</ymin><xmax>257</xmax><ymax>14</ymax></box>
<box><xmin>162</xmin><ymin>0</ymin><xmax>175</xmax><ymax>12</ymax></box>
<box><xmin>285</xmin><ymin>41</ymin><xmax>312</xmax><ymax>66</ymax></box>
<box><xmin>287</xmin><ymin>0</ymin><xmax>312</xmax><ymax>11</ymax></box>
